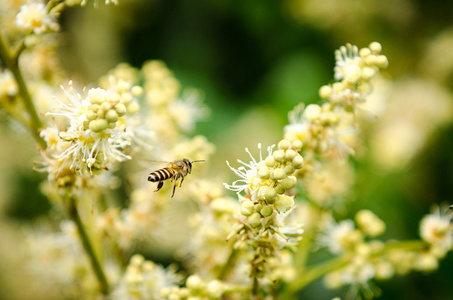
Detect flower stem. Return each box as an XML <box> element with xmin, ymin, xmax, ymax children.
<box><xmin>217</xmin><ymin>247</ymin><xmax>239</xmax><ymax>280</ymax></box>
<box><xmin>282</xmin><ymin>239</ymin><xmax>428</xmax><ymax>298</ymax></box>
<box><xmin>294</xmin><ymin>203</ymin><xmax>323</xmax><ymax>271</ymax></box>
<box><xmin>68</xmin><ymin>195</ymin><xmax>110</xmax><ymax>295</ymax></box>
<box><xmin>283</xmin><ymin>254</ymin><xmax>352</xmax><ymax>299</ymax></box>
<box><xmin>0</xmin><ymin>33</ymin><xmax>46</xmax><ymax>149</ymax></box>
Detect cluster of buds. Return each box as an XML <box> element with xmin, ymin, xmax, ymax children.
<box><xmin>142</xmin><ymin>60</ymin><xmax>180</xmax><ymax>107</ymax></box>
<box><xmin>113</xmin><ymin>254</ymin><xmax>182</xmax><ymax>300</ymax></box>
<box><xmin>323</xmin><ymin>207</ymin><xmax>453</xmax><ymax>293</ymax></box>
<box><xmin>141</xmin><ymin>61</ymin><xmax>208</xmax><ymax>138</ymax></box>
<box><xmin>284</xmin><ymin>103</ymin><xmax>350</xmax><ymax>156</ymax></box>
<box><xmin>38</xmin><ymin>79</ymin><xmax>143</xmax><ymax>186</ymax></box>
<box><xmin>82</xmin><ymin>87</ymin><xmax>137</xmax><ymax>133</ymax></box>
<box><xmin>226</xmin><ymin>139</ymin><xmax>304</xmax><ymax>232</ymax></box>
<box><xmin>321</xmin><ymin>210</ymin><xmax>387</xmax><ymax>289</ymax></box>
<box><xmin>320</xmin><ymin>42</ymin><xmax>388</xmax><ymax>111</ymax></box>
<box><xmin>224</xmin><ymin>139</ymin><xmax>304</xmax><ymax>283</ymax></box>
<box><xmin>161</xmin><ymin>274</ymin><xmax>225</xmax><ymax>300</ymax></box>
<box><xmin>285</xmin><ymin>42</ymin><xmax>388</xmax><ymax>161</ymax></box>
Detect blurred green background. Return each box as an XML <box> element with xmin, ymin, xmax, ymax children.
<box><xmin>1</xmin><ymin>0</ymin><xmax>453</xmax><ymax>299</ymax></box>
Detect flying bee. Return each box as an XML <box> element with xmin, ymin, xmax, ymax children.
<box><xmin>147</xmin><ymin>159</ymin><xmax>204</xmax><ymax>197</ymax></box>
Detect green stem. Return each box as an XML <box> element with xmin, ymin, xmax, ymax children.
<box><xmin>294</xmin><ymin>203</ymin><xmax>323</xmax><ymax>271</ymax></box>
<box><xmin>283</xmin><ymin>239</ymin><xmax>428</xmax><ymax>298</ymax></box>
<box><xmin>370</xmin><ymin>240</ymin><xmax>428</xmax><ymax>258</ymax></box>
<box><xmin>283</xmin><ymin>255</ymin><xmax>352</xmax><ymax>299</ymax></box>
<box><xmin>217</xmin><ymin>248</ymin><xmax>239</xmax><ymax>280</ymax></box>
<box><xmin>68</xmin><ymin>195</ymin><xmax>110</xmax><ymax>295</ymax></box>
<box><xmin>0</xmin><ymin>32</ymin><xmax>46</xmax><ymax>149</ymax></box>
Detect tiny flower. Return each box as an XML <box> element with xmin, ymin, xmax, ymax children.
<box><xmin>420</xmin><ymin>207</ymin><xmax>453</xmax><ymax>250</ymax></box>
<box><xmin>0</xmin><ymin>69</ymin><xmax>18</xmax><ymax>98</ymax></box>
<box><xmin>112</xmin><ymin>254</ymin><xmax>182</xmax><ymax>300</ymax></box>
<box><xmin>355</xmin><ymin>210</ymin><xmax>386</xmax><ymax>237</ymax></box>
<box><xmin>319</xmin><ymin>219</ymin><xmax>362</xmax><ymax>254</ymax></box>
<box><xmin>334</xmin><ymin>43</ymin><xmax>361</xmax><ymax>82</ymax></box>
<box><xmin>16</xmin><ymin>1</ymin><xmax>60</xmax><ymax>35</ymax></box>
<box><xmin>168</xmin><ymin>89</ymin><xmax>210</xmax><ymax>132</ymax></box>
<box><xmin>223</xmin><ymin>143</ymin><xmax>268</xmax><ymax>199</ymax></box>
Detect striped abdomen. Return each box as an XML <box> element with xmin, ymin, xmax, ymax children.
<box><xmin>148</xmin><ymin>168</ymin><xmax>175</xmax><ymax>182</ymax></box>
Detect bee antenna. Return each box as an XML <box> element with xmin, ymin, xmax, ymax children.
<box><xmin>191</xmin><ymin>160</ymin><xmax>205</xmax><ymax>163</ymax></box>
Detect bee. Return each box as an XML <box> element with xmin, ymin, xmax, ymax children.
<box><xmin>147</xmin><ymin>158</ymin><xmax>204</xmax><ymax>197</ymax></box>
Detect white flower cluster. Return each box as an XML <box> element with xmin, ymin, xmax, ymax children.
<box><xmin>323</xmin><ymin>207</ymin><xmax>453</xmax><ymax>294</ymax></box>
<box><xmin>142</xmin><ymin>61</ymin><xmax>209</xmax><ymax>143</ymax></box>
<box><xmin>161</xmin><ymin>274</ymin><xmax>225</xmax><ymax>300</ymax></box>
<box><xmin>224</xmin><ymin>139</ymin><xmax>305</xmax><ymax>283</ymax></box>
<box><xmin>321</xmin><ymin>211</ymin><xmax>387</xmax><ymax>290</ymax></box>
<box><xmin>225</xmin><ymin>140</ymin><xmax>304</xmax><ymax>231</ymax></box>
<box><xmin>112</xmin><ymin>254</ymin><xmax>182</xmax><ymax>300</ymax></box>
<box><xmin>326</xmin><ymin>42</ymin><xmax>388</xmax><ymax>110</ymax></box>
<box><xmin>40</xmin><ymin>80</ymin><xmax>143</xmax><ymax>184</ymax></box>
<box><xmin>284</xmin><ymin>42</ymin><xmax>388</xmax><ymax>160</ymax></box>
<box><xmin>25</xmin><ymin>221</ymin><xmax>109</xmax><ymax>297</ymax></box>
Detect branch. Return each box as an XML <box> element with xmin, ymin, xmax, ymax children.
<box><xmin>68</xmin><ymin>195</ymin><xmax>110</xmax><ymax>295</ymax></box>
<box><xmin>0</xmin><ymin>32</ymin><xmax>46</xmax><ymax>149</ymax></box>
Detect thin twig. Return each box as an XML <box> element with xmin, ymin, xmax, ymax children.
<box><xmin>0</xmin><ymin>32</ymin><xmax>46</xmax><ymax>149</ymax></box>
<box><xmin>68</xmin><ymin>195</ymin><xmax>110</xmax><ymax>295</ymax></box>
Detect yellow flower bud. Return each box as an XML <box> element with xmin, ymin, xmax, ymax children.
<box><xmin>278</xmin><ymin>139</ymin><xmax>291</xmax><ymax>150</ymax></box>
<box><xmin>271</xmin><ymin>168</ymin><xmax>287</xmax><ymax>180</ymax></box>
<box><xmin>319</xmin><ymin>85</ymin><xmax>332</xmax><ymax>99</ymax></box>
<box><xmin>292</xmin><ymin>155</ymin><xmax>304</xmax><ymax>169</ymax></box>
<box><xmin>303</xmin><ymin>104</ymin><xmax>321</xmax><ymax>121</ymax></box>
<box><xmin>273</xmin><ymin>150</ymin><xmax>285</xmax><ymax>162</ymax></box>
<box><xmin>260</xmin><ymin>205</ymin><xmax>274</xmax><ymax>217</ymax></box>
<box><xmin>248</xmin><ymin>212</ymin><xmax>262</xmax><ymax>228</ymax></box>
<box><xmin>274</xmin><ymin>199</ymin><xmax>287</xmax><ymax>213</ymax></box>
<box><xmin>284</xmin><ymin>164</ymin><xmax>295</xmax><ymax>175</ymax></box>
<box><xmin>285</xmin><ymin>149</ymin><xmax>296</xmax><ymax>160</ymax></box>
<box><xmin>369</xmin><ymin>41</ymin><xmax>382</xmax><ymax>53</ymax></box>
<box><xmin>332</xmin><ymin>82</ymin><xmax>345</xmax><ymax>93</ymax></box>
<box><xmin>115</xmin><ymin>103</ymin><xmax>127</xmax><ymax>116</ymax></box>
<box><xmin>186</xmin><ymin>274</ymin><xmax>205</xmax><ymax>291</ymax></box>
<box><xmin>127</xmin><ymin>101</ymin><xmax>140</xmax><ymax>115</ymax></box>
<box><xmin>108</xmin><ymin>93</ymin><xmax>121</xmax><ymax>105</ymax></box>
<box><xmin>359</xmin><ymin>47</ymin><xmax>371</xmax><ymax>58</ymax></box>
<box><xmin>259</xmin><ymin>186</ymin><xmax>276</xmax><ymax>201</ymax></box>
<box><xmin>275</xmin><ymin>185</ymin><xmax>285</xmax><ymax>194</ymax></box>
<box><xmin>254</xmin><ymin>204</ymin><xmax>263</xmax><ymax>212</ymax></box>
<box><xmin>258</xmin><ymin>167</ymin><xmax>270</xmax><ymax>179</ymax></box>
<box><xmin>131</xmin><ymin>85</ymin><xmax>143</xmax><ymax>97</ymax></box>
<box><xmin>265</xmin><ymin>156</ymin><xmax>276</xmax><ymax>167</ymax></box>
<box><xmin>292</xmin><ymin>139</ymin><xmax>303</xmax><ymax>149</ymax></box>
<box><xmin>89</xmin><ymin>119</ymin><xmax>108</xmax><ymax>132</ymax></box>
<box><xmin>105</xmin><ymin>109</ymin><xmax>119</xmax><ymax>123</ymax></box>
<box><xmin>240</xmin><ymin>201</ymin><xmax>254</xmax><ymax>216</ymax></box>
<box><xmin>376</xmin><ymin>55</ymin><xmax>389</xmax><ymax>68</ymax></box>
<box><xmin>86</xmin><ymin>110</ymin><xmax>97</xmax><ymax>120</ymax></box>
<box><xmin>88</xmin><ymin>88</ymin><xmax>107</xmax><ymax>104</ymax></box>
<box><xmin>280</xmin><ymin>176</ymin><xmax>297</xmax><ymax>190</ymax></box>
<box><xmin>100</xmin><ymin>101</ymin><xmax>111</xmax><ymax>111</ymax></box>
<box><xmin>122</xmin><ymin>93</ymin><xmax>133</xmax><ymax>104</ymax></box>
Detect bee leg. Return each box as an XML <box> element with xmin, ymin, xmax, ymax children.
<box><xmin>155</xmin><ymin>181</ymin><xmax>164</xmax><ymax>192</ymax></box>
<box><xmin>171</xmin><ymin>183</ymin><xmax>177</xmax><ymax>197</ymax></box>
<box><xmin>171</xmin><ymin>174</ymin><xmax>180</xmax><ymax>197</ymax></box>
<box><xmin>179</xmin><ymin>176</ymin><xmax>185</xmax><ymax>187</ymax></box>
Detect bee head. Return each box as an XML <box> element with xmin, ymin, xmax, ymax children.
<box><xmin>183</xmin><ymin>158</ymin><xmax>204</xmax><ymax>174</ymax></box>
